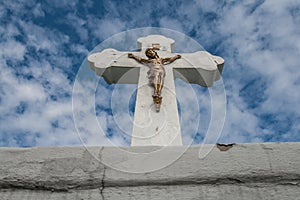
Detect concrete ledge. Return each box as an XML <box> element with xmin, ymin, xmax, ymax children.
<box><xmin>1</xmin><ymin>143</ymin><xmax>300</xmax><ymax>199</ymax></box>
<box><xmin>1</xmin><ymin>184</ymin><xmax>300</xmax><ymax>200</ymax></box>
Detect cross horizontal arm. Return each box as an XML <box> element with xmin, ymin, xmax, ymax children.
<box><xmin>172</xmin><ymin>51</ymin><xmax>224</xmax><ymax>87</ymax></box>
<box><xmin>88</xmin><ymin>48</ymin><xmax>144</xmax><ymax>84</ymax></box>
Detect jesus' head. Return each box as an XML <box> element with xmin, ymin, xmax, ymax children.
<box><xmin>145</xmin><ymin>48</ymin><xmax>158</xmax><ymax>59</ymax></box>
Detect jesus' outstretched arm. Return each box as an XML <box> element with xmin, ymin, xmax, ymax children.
<box><xmin>162</xmin><ymin>54</ymin><xmax>181</xmax><ymax>64</ymax></box>
<box><xmin>128</xmin><ymin>53</ymin><xmax>149</xmax><ymax>64</ymax></box>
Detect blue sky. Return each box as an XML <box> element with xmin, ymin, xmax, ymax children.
<box><xmin>0</xmin><ymin>0</ymin><xmax>300</xmax><ymax>147</ymax></box>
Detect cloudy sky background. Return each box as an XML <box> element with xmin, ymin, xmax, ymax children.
<box><xmin>0</xmin><ymin>0</ymin><xmax>300</xmax><ymax>147</ymax></box>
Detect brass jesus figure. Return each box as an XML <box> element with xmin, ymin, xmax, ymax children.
<box><xmin>128</xmin><ymin>48</ymin><xmax>181</xmax><ymax>112</ymax></box>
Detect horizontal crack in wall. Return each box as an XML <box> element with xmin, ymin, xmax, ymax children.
<box><xmin>1</xmin><ymin>174</ymin><xmax>299</xmax><ymax>191</ymax></box>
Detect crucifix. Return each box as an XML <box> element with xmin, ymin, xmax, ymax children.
<box><xmin>128</xmin><ymin>47</ymin><xmax>181</xmax><ymax>112</ymax></box>
<box><xmin>88</xmin><ymin>35</ymin><xmax>224</xmax><ymax>146</ymax></box>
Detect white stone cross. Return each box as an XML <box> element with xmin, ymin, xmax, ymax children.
<box><xmin>88</xmin><ymin>35</ymin><xmax>224</xmax><ymax>146</ymax></box>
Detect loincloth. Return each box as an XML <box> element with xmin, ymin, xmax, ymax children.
<box><xmin>147</xmin><ymin>68</ymin><xmax>165</xmax><ymax>83</ymax></box>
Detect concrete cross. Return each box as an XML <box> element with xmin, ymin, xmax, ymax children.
<box><xmin>88</xmin><ymin>35</ymin><xmax>224</xmax><ymax>146</ymax></box>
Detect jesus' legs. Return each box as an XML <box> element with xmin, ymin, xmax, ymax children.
<box><xmin>153</xmin><ymin>74</ymin><xmax>164</xmax><ymax>96</ymax></box>
<box><xmin>152</xmin><ymin>74</ymin><xmax>164</xmax><ymax>112</ymax></box>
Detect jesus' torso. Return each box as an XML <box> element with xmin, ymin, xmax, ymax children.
<box><xmin>147</xmin><ymin>58</ymin><xmax>166</xmax><ymax>81</ymax></box>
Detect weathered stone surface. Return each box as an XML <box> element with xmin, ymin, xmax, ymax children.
<box><xmin>0</xmin><ymin>143</ymin><xmax>299</xmax><ymax>199</ymax></box>
<box><xmin>0</xmin><ymin>147</ymin><xmax>105</xmax><ymax>191</ymax></box>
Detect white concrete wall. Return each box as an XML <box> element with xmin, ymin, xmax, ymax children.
<box><xmin>1</xmin><ymin>143</ymin><xmax>300</xmax><ymax>200</ymax></box>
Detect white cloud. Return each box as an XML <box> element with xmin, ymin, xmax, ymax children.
<box><xmin>88</xmin><ymin>17</ymin><xmax>126</xmax><ymax>41</ymax></box>
<box><xmin>71</xmin><ymin>44</ymin><xmax>89</xmax><ymax>55</ymax></box>
<box><xmin>0</xmin><ymin>40</ymin><xmax>26</xmax><ymax>61</ymax></box>
<box><xmin>32</xmin><ymin>3</ymin><xmax>45</xmax><ymax>17</ymax></box>
<box><xmin>19</xmin><ymin>20</ymin><xmax>69</xmax><ymax>53</ymax></box>
<box><xmin>45</xmin><ymin>0</ymin><xmax>78</xmax><ymax>9</ymax></box>
<box><xmin>66</xmin><ymin>13</ymin><xmax>89</xmax><ymax>42</ymax></box>
<box><xmin>159</xmin><ymin>17</ymin><xmax>184</xmax><ymax>33</ymax></box>
<box><xmin>0</xmin><ymin>1</ymin><xmax>79</xmax><ymax>147</ymax></box>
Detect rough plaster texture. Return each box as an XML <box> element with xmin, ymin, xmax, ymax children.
<box><xmin>0</xmin><ymin>142</ymin><xmax>300</xmax><ymax>199</ymax></box>
<box><xmin>88</xmin><ymin>35</ymin><xmax>224</xmax><ymax>146</ymax></box>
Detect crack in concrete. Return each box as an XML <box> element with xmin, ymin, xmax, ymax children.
<box><xmin>99</xmin><ymin>166</ymin><xmax>106</xmax><ymax>200</ymax></box>
<box><xmin>98</xmin><ymin>146</ymin><xmax>106</xmax><ymax>200</ymax></box>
